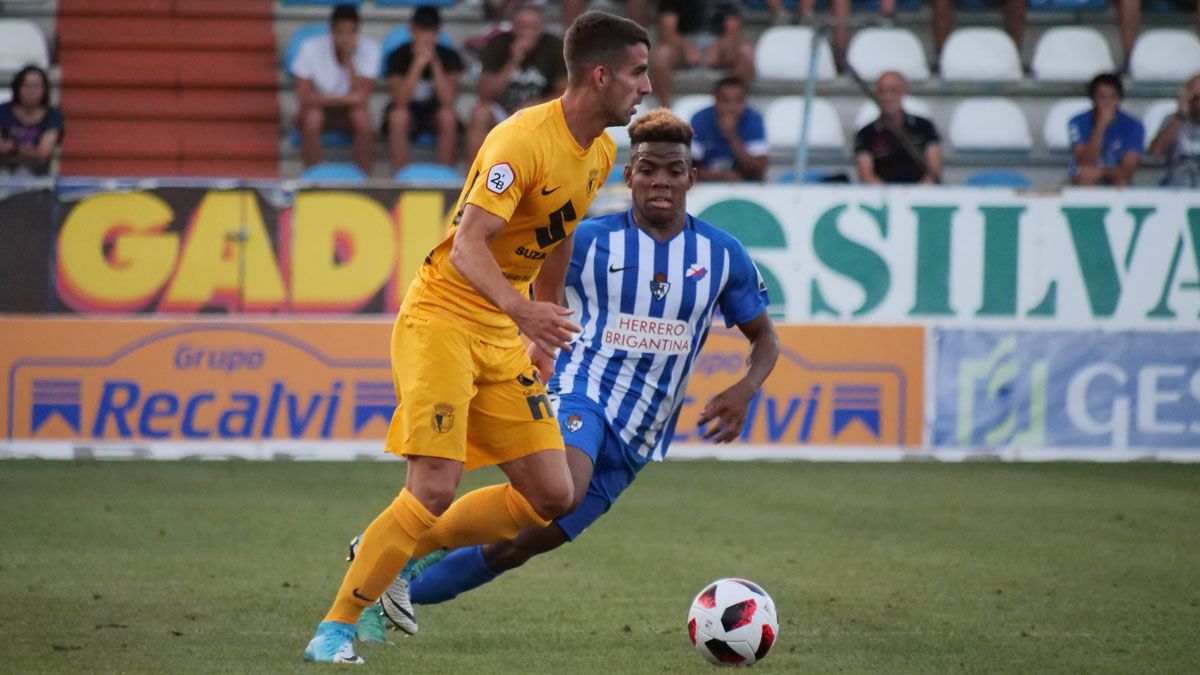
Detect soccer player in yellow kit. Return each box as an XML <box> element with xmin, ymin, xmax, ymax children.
<box><xmin>305</xmin><ymin>11</ymin><xmax>652</xmax><ymax>664</ymax></box>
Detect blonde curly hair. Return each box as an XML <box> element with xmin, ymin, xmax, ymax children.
<box><xmin>627</xmin><ymin>108</ymin><xmax>693</xmax><ymax>147</ymax></box>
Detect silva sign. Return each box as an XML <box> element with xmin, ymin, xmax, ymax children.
<box><xmin>689</xmin><ymin>186</ymin><xmax>1200</xmax><ymax>325</ymax></box>
<box><xmin>2</xmin><ymin>318</ymin><xmax>395</xmax><ymax>443</ymax></box>
<box><xmin>934</xmin><ymin>329</ymin><xmax>1200</xmax><ymax>452</ymax></box>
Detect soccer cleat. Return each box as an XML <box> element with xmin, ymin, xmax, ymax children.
<box><xmin>355</xmin><ymin>605</ymin><xmax>390</xmax><ymax>644</ymax></box>
<box><xmin>379</xmin><ymin>548</ymin><xmax>449</xmax><ymax>635</ymax></box>
<box><xmin>303</xmin><ymin>621</ymin><xmax>365</xmax><ymax>664</ymax></box>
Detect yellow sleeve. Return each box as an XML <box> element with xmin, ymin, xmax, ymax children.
<box><xmin>466</xmin><ymin>124</ymin><xmax>541</xmax><ymax>223</ymax></box>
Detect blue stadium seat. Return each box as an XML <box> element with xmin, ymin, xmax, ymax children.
<box><xmin>289</xmin><ymin>129</ymin><xmax>353</xmax><ymax>149</ymax></box>
<box><xmin>777</xmin><ymin>169</ymin><xmax>833</xmax><ymax>184</ymax></box>
<box><xmin>965</xmin><ymin>170</ymin><xmax>1032</xmax><ymax>188</ymax></box>
<box><xmin>302</xmin><ymin>163</ymin><xmax>368</xmax><ymax>182</ymax></box>
<box><xmin>377</xmin><ymin>0</ymin><xmax>455</xmax><ymax>6</ymax></box>
<box><xmin>284</xmin><ymin>23</ymin><xmax>328</xmax><ymax>74</ymax></box>
<box><xmin>393</xmin><ymin>163</ymin><xmax>464</xmax><ymax>183</ymax></box>
<box><xmin>1028</xmin><ymin>0</ymin><xmax>1106</xmax><ymax>11</ymax></box>
<box><xmin>381</xmin><ymin>26</ymin><xmax>454</xmax><ymax>62</ymax></box>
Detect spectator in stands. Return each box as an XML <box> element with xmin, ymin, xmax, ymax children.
<box><xmin>931</xmin><ymin>0</ymin><xmax>1025</xmax><ymax>63</ymax></box>
<box><xmin>1068</xmin><ymin>73</ymin><xmax>1144</xmax><ymax>187</ymax></box>
<box><xmin>854</xmin><ymin>71</ymin><xmax>942</xmax><ymax>184</ymax></box>
<box><xmin>691</xmin><ymin>76</ymin><xmax>768</xmax><ymax>182</ymax></box>
<box><xmin>465</xmin><ymin>3</ymin><xmax>567</xmax><ymax>163</ymax></box>
<box><xmin>1149</xmin><ymin>73</ymin><xmax>1200</xmax><ymax>188</ymax></box>
<box><xmin>291</xmin><ymin>4</ymin><xmax>380</xmax><ymax>175</ymax></box>
<box><xmin>650</xmin><ymin>1</ymin><xmax>755</xmax><ymax>110</ymax></box>
<box><xmin>0</xmin><ymin>65</ymin><xmax>63</xmax><ymax>176</ymax></box>
<box><xmin>763</xmin><ymin>0</ymin><xmax>899</xmax><ymax>71</ymax></box>
<box><xmin>1116</xmin><ymin>0</ymin><xmax>1200</xmax><ymax>72</ymax></box>
<box><xmin>385</xmin><ymin>6</ymin><xmax>464</xmax><ymax>170</ymax></box>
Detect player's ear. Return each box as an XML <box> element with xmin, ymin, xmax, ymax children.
<box><xmin>592</xmin><ymin>64</ymin><xmax>607</xmax><ymax>89</ymax></box>
<box><xmin>623</xmin><ymin>162</ymin><xmax>632</xmax><ymax>187</ymax></box>
<box><xmin>687</xmin><ymin>164</ymin><xmax>697</xmax><ymax>189</ymax></box>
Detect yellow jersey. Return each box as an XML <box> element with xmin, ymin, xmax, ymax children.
<box><xmin>404</xmin><ymin>98</ymin><xmax>616</xmax><ymax>339</ymax></box>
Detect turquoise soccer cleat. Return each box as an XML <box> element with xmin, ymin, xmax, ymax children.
<box><xmin>303</xmin><ymin>620</ymin><xmax>364</xmax><ymax>664</ymax></box>
<box><xmin>354</xmin><ymin>605</ymin><xmax>390</xmax><ymax>644</ymax></box>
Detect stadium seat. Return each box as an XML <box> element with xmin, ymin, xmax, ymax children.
<box><xmin>0</xmin><ymin>90</ymin><xmax>10</xmax><ymax>105</ymax></box>
<box><xmin>846</xmin><ymin>28</ymin><xmax>930</xmax><ymax>82</ymax></box>
<box><xmin>1042</xmin><ymin>98</ymin><xmax>1092</xmax><ymax>151</ymax></box>
<box><xmin>0</xmin><ymin>20</ymin><xmax>50</xmax><ymax>73</ymax></box>
<box><xmin>289</xmin><ymin>129</ymin><xmax>352</xmax><ymax>149</ymax></box>
<box><xmin>284</xmin><ymin>23</ymin><xmax>329</xmax><ymax>74</ymax></box>
<box><xmin>764</xmin><ymin>96</ymin><xmax>845</xmax><ymax>150</ymax></box>
<box><xmin>1142</xmin><ymin>99</ymin><xmax>1180</xmax><ymax>137</ymax></box>
<box><xmin>1027</xmin><ymin>0</ymin><xmax>1106</xmax><ymax>9</ymax></box>
<box><xmin>965</xmin><ymin>170</ymin><xmax>1032</xmax><ymax>188</ymax></box>
<box><xmin>377</xmin><ymin>0</ymin><xmax>455</xmax><ymax>6</ymax></box>
<box><xmin>381</xmin><ymin>26</ymin><xmax>455</xmax><ymax>61</ymax></box>
<box><xmin>301</xmin><ymin>162</ymin><xmax>367</xmax><ymax>182</ymax></box>
<box><xmin>777</xmin><ymin>168</ymin><xmax>835</xmax><ymax>184</ymax></box>
<box><xmin>940</xmin><ymin>28</ymin><xmax>1022</xmax><ymax>83</ymax></box>
<box><xmin>393</xmin><ymin>163</ymin><xmax>462</xmax><ymax>183</ymax></box>
<box><xmin>1030</xmin><ymin>27</ymin><xmax>1115</xmax><ymax>82</ymax></box>
<box><xmin>853</xmin><ymin>97</ymin><xmax>933</xmax><ymax>131</ymax></box>
<box><xmin>754</xmin><ymin>26</ymin><xmax>837</xmax><ymax>82</ymax></box>
<box><xmin>673</xmin><ymin>95</ymin><xmax>714</xmax><ymax>128</ymax></box>
<box><xmin>1129</xmin><ymin>30</ymin><xmax>1200</xmax><ymax>83</ymax></box>
<box><xmin>948</xmin><ymin>98</ymin><xmax>1032</xmax><ymax>151</ymax></box>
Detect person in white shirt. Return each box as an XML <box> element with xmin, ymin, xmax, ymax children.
<box><xmin>290</xmin><ymin>4</ymin><xmax>381</xmax><ymax>174</ymax></box>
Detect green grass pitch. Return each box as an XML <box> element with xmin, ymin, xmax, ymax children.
<box><xmin>1</xmin><ymin>460</ymin><xmax>1198</xmax><ymax>673</ymax></box>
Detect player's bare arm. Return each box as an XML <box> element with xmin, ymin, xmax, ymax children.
<box><xmin>528</xmin><ymin>231</ymin><xmax>575</xmax><ymax>380</ymax></box>
<box><xmin>697</xmin><ymin>312</ymin><xmax>780</xmax><ymax>443</ymax></box>
<box><xmin>449</xmin><ymin>204</ymin><xmax>581</xmax><ymax>356</ymax></box>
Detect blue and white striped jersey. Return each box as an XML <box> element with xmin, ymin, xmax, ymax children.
<box><xmin>548</xmin><ymin>210</ymin><xmax>769</xmax><ymax>461</ymax></box>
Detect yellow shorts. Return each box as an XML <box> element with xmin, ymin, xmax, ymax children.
<box><xmin>384</xmin><ymin>311</ymin><xmax>563</xmax><ymax>470</ymax></box>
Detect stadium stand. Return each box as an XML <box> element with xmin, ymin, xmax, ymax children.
<box><xmin>846</xmin><ymin>28</ymin><xmax>930</xmax><ymax>82</ymax></box>
<box><xmin>1142</xmin><ymin>98</ymin><xmax>1181</xmax><ymax>139</ymax></box>
<box><xmin>393</xmin><ymin>161</ymin><xmax>463</xmax><ymax>182</ymax></box>
<box><xmin>1128</xmin><ymin>30</ymin><xmax>1200</xmax><ymax>83</ymax></box>
<box><xmin>765</xmin><ymin>96</ymin><xmax>846</xmax><ymax>151</ymax></box>
<box><xmin>301</xmin><ymin>161</ymin><xmax>367</xmax><ymax>181</ymax></box>
<box><xmin>754</xmin><ymin>26</ymin><xmax>837</xmax><ymax>82</ymax></box>
<box><xmin>964</xmin><ymin>169</ymin><xmax>1033</xmax><ymax>187</ymax></box>
<box><xmin>0</xmin><ymin>20</ymin><xmax>50</xmax><ymax>74</ymax></box>
<box><xmin>948</xmin><ymin>97</ymin><xmax>1033</xmax><ymax>152</ymax></box>
<box><xmin>1030</xmin><ymin>27</ymin><xmax>1116</xmax><ymax>82</ymax></box>
<box><xmin>671</xmin><ymin>95</ymin><xmax>716</xmax><ymax>131</ymax></box>
<box><xmin>1042</xmin><ymin>97</ymin><xmax>1093</xmax><ymax>151</ymax></box>
<box><xmin>939</xmin><ymin>27</ymin><xmax>1023</xmax><ymax>83</ymax></box>
<box><xmin>853</xmin><ymin>96</ymin><xmax>933</xmax><ymax>130</ymax></box>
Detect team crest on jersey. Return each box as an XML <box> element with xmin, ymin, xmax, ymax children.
<box><xmin>486</xmin><ymin>162</ymin><xmax>515</xmax><ymax>194</ymax></box>
<box><xmin>431</xmin><ymin>402</ymin><xmax>456</xmax><ymax>433</ymax></box>
<box><xmin>565</xmin><ymin>415</ymin><xmax>583</xmax><ymax>433</ymax></box>
<box><xmin>686</xmin><ymin>264</ymin><xmax>707</xmax><ymax>280</ymax></box>
<box><xmin>649</xmin><ymin>272</ymin><xmax>671</xmax><ymax>301</ymax></box>
<box><xmin>587</xmin><ymin>168</ymin><xmax>599</xmax><ymax>196</ymax></box>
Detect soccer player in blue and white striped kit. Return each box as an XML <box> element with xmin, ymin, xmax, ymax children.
<box><xmin>373</xmin><ymin>108</ymin><xmax>780</xmax><ymax>635</ymax></box>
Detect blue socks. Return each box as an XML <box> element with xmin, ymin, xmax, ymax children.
<box><xmin>409</xmin><ymin>545</ymin><xmax>499</xmax><ymax>605</ymax></box>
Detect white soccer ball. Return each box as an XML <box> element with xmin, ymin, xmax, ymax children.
<box><xmin>687</xmin><ymin>578</ymin><xmax>779</xmax><ymax>666</ymax></box>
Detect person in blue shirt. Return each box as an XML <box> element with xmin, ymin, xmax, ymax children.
<box><xmin>690</xmin><ymin>76</ymin><xmax>768</xmax><ymax>182</ymax></box>
<box><xmin>352</xmin><ymin>108</ymin><xmax>780</xmax><ymax>639</ymax></box>
<box><xmin>0</xmin><ymin>65</ymin><xmax>64</xmax><ymax>176</ymax></box>
<box><xmin>1068</xmin><ymin>73</ymin><xmax>1145</xmax><ymax>186</ymax></box>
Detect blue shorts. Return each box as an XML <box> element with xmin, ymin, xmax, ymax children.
<box><xmin>553</xmin><ymin>394</ymin><xmax>649</xmax><ymax>541</ymax></box>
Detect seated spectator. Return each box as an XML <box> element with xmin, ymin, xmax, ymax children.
<box><xmin>854</xmin><ymin>71</ymin><xmax>942</xmax><ymax>184</ymax></box>
<box><xmin>650</xmin><ymin>0</ymin><xmax>755</xmax><ymax>110</ymax></box>
<box><xmin>465</xmin><ymin>3</ymin><xmax>566</xmax><ymax>163</ymax></box>
<box><xmin>690</xmin><ymin>76</ymin><xmax>767</xmax><ymax>182</ymax></box>
<box><xmin>1068</xmin><ymin>73</ymin><xmax>1144</xmax><ymax>187</ymax></box>
<box><xmin>291</xmin><ymin>4</ymin><xmax>380</xmax><ymax>175</ymax></box>
<box><xmin>385</xmin><ymin>6</ymin><xmax>464</xmax><ymax>170</ymax></box>
<box><xmin>932</xmin><ymin>0</ymin><xmax>1025</xmax><ymax>62</ymax></box>
<box><xmin>1117</xmin><ymin>0</ymin><xmax>1199</xmax><ymax>72</ymax></box>
<box><xmin>0</xmin><ymin>65</ymin><xmax>64</xmax><ymax>176</ymax></box>
<box><xmin>1149</xmin><ymin>74</ymin><xmax>1200</xmax><ymax>188</ymax></box>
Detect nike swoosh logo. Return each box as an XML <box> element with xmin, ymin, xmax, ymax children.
<box><xmin>540</xmin><ymin>185</ymin><xmax>561</xmax><ymax>196</ymax></box>
<box><xmin>352</xmin><ymin>588</ymin><xmax>376</xmax><ymax>603</ymax></box>
<box><xmin>608</xmin><ymin>264</ymin><xmax>635</xmax><ymax>273</ymax></box>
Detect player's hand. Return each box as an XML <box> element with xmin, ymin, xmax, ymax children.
<box><xmin>527</xmin><ymin>340</ymin><xmax>557</xmax><ymax>384</ymax></box>
<box><xmin>513</xmin><ymin>300</ymin><xmax>581</xmax><ymax>357</ymax></box>
<box><xmin>697</xmin><ymin>380</ymin><xmax>756</xmax><ymax>444</ymax></box>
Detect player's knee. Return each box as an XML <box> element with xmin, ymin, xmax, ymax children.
<box><xmin>526</xmin><ymin>481</ymin><xmax>574</xmax><ymax>521</ymax></box>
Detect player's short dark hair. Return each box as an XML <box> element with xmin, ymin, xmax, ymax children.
<box><xmin>412</xmin><ymin>6</ymin><xmax>441</xmax><ymax>30</ymax></box>
<box><xmin>564</xmin><ymin>10</ymin><xmax>651</xmax><ymax>84</ymax></box>
<box><xmin>628</xmin><ymin>108</ymin><xmax>693</xmax><ymax>147</ymax></box>
<box><xmin>330</xmin><ymin>3</ymin><xmax>360</xmax><ymax>26</ymax></box>
<box><xmin>714</xmin><ymin>76</ymin><xmax>747</xmax><ymax>95</ymax></box>
<box><xmin>1088</xmin><ymin>73</ymin><xmax>1123</xmax><ymax>99</ymax></box>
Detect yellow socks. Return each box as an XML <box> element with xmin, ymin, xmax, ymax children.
<box><xmin>413</xmin><ymin>484</ymin><xmax>550</xmax><ymax>559</ymax></box>
<box><xmin>323</xmin><ymin>488</ymin><xmax>436</xmax><ymax>624</ymax></box>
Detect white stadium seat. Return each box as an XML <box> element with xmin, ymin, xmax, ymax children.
<box><xmin>671</xmin><ymin>95</ymin><xmax>715</xmax><ymax>128</ymax></box>
<box><xmin>1042</xmin><ymin>98</ymin><xmax>1092</xmax><ymax>151</ymax></box>
<box><xmin>853</xmin><ymin>97</ymin><xmax>933</xmax><ymax>132</ymax></box>
<box><xmin>949</xmin><ymin>98</ymin><xmax>1032</xmax><ymax>151</ymax></box>
<box><xmin>940</xmin><ymin>28</ymin><xmax>1023</xmax><ymax>83</ymax></box>
<box><xmin>764</xmin><ymin>96</ymin><xmax>845</xmax><ymax>150</ymax></box>
<box><xmin>1031</xmin><ymin>27</ymin><xmax>1115</xmax><ymax>82</ymax></box>
<box><xmin>1130</xmin><ymin>30</ymin><xmax>1200</xmax><ymax>83</ymax></box>
<box><xmin>0</xmin><ymin>20</ymin><xmax>50</xmax><ymax>73</ymax></box>
<box><xmin>754</xmin><ymin>26</ymin><xmax>837</xmax><ymax>82</ymax></box>
<box><xmin>1142</xmin><ymin>99</ymin><xmax>1180</xmax><ymax>138</ymax></box>
<box><xmin>846</xmin><ymin>28</ymin><xmax>930</xmax><ymax>82</ymax></box>
<box><xmin>608</xmin><ymin>123</ymin><xmax>630</xmax><ymax>149</ymax></box>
